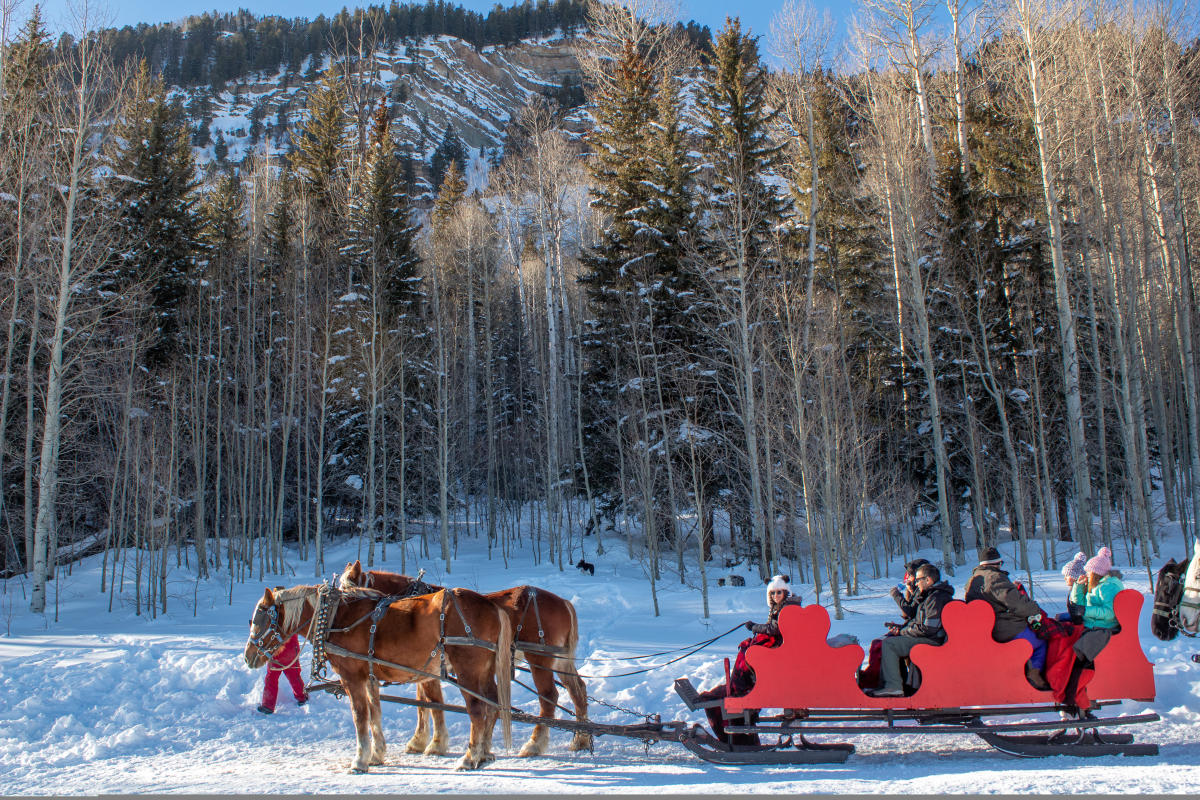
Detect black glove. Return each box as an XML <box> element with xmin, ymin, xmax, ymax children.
<box><xmin>744</xmin><ymin>620</ymin><xmax>756</xmax><ymax>631</ymax></box>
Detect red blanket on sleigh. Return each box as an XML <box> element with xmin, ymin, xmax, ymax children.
<box><xmin>1042</xmin><ymin>618</ymin><xmax>1096</xmax><ymax>709</ymax></box>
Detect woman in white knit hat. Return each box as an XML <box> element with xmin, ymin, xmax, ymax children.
<box><xmin>744</xmin><ymin>575</ymin><xmax>803</xmax><ymax>638</ymax></box>
<box><xmin>694</xmin><ymin>575</ymin><xmax>802</xmax><ymax>747</ymax></box>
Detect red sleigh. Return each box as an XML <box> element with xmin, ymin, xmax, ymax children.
<box><xmin>675</xmin><ymin>589</ymin><xmax>1159</xmax><ymax>763</ymax></box>
<box><xmin>727</xmin><ymin>589</ymin><xmax>1154</xmax><ymax>711</ymax></box>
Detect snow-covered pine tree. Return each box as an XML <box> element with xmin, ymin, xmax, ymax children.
<box><xmin>105</xmin><ymin>61</ymin><xmax>200</xmax><ymax>367</ymax></box>
<box><xmin>289</xmin><ymin>67</ymin><xmax>348</xmax><ymax>247</ymax></box>
<box><xmin>578</xmin><ymin>36</ymin><xmax>658</xmax><ymax>498</ymax></box>
<box><xmin>429</xmin><ymin>123</ymin><xmax>468</xmax><ymax>197</ymax></box>
<box><xmin>691</xmin><ymin>16</ymin><xmax>787</xmax><ymax>578</ymax></box>
<box><xmin>343</xmin><ymin>102</ymin><xmax>426</xmax><ymax>564</ymax></box>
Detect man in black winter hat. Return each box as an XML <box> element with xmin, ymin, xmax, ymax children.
<box><xmin>964</xmin><ymin>546</ymin><xmax>1050</xmax><ymax>690</ymax></box>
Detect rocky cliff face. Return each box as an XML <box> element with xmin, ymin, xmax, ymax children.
<box><xmin>185</xmin><ymin>32</ymin><xmax>588</xmax><ymax>181</ymax></box>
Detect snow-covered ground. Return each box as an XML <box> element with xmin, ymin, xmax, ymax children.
<box><xmin>2</xmin><ymin>520</ymin><xmax>1200</xmax><ymax>794</ymax></box>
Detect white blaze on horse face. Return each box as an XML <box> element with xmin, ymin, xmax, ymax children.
<box><xmin>1183</xmin><ymin>542</ymin><xmax>1200</xmax><ymax>633</ymax></box>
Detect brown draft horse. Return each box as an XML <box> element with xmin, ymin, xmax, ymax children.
<box><xmin>243</xmin><ymin>584</ymin><xmax>512</xmax><ymax>772</ymax></box>
<box><xmin>339</xmin><ymin>560</ymin><xmax>592</xmax><ymax>756</ymax></box>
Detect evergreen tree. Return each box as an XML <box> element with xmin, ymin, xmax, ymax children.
<box><xmin>289</xmin><ymin>68</ymin><xmax>348</xmax><ymax>244</ymax></box>
<box><xmin>106</xmin><ymin>61</ymin><xmax>201</xmax><ymax>366</ymax></box>
<box><xmin>431</xmin><ymin>158</ymin><xmax>467</xmax><ymax>227</ymax></box>
<box><xmin>429</xmin><ymin>123</ymin><xmax>468</xmax><ymax>194</ymax></box>
<box><xmin>346</xmin><ymin>103</ymin><xmax>424</xmax><ymax>318</ymax></box>
<box><xmin>577</xmin><ymin>36</ymin><xmax>658</xmax><ymax>492</ymax></box>
<box><xmin>691</xmin><ymin>17</ymin><xmax>787</xmax><ymax>573</ymax></box>
<box><xmin>263</xmin><ymin>167</ymin><xmax>296</xmax><ymax>282</ymax></box>
<box><xmin>2</xmin><ymin>7</ymin><xmax>54</xmax><ymax>106</ymax></box>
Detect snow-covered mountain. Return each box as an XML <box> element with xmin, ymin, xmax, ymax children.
<box><xmin>181</xmin><ymin>30</ymin><xmax>588</xmax><ymax>179</ymax></box>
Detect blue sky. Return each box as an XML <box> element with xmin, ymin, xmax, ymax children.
<box><xmin>30</xmin><ymin>0</ymin><xmax>852</xmax><ymax>43</ymax></box>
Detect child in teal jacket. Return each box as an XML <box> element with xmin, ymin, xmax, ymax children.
<box><xmin>1069</xmin><ymin>547</ymin><xmax>1123</xmax><ymax>662</ymax></box>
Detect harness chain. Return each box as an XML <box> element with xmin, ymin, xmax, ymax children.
<box><xmin>366</xmin><ymin>596</ymin><xmax>393</xmax><ymax>684</ymax></box>
<box><xmin>307</xmin><ymin>582</ymin><xmax>342</xmax><ymax>684</ymax></box>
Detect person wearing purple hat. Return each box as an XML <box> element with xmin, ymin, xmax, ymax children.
<box><xmin>1058</xmin><ymin>552</ymin><xmax>1087</xmax><ymax>623</ymax></box>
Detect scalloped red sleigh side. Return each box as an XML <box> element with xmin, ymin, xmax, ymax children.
<box><xmin>725</xmin><ymin>588</ymin><xmax>1154</xmax><ymax>712</ymax></box>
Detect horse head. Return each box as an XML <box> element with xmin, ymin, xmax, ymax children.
<box><xmin>243</xmin><ymin>585</ymin><xmax>315</xmax><ymax>669</ymax></box>
<box><xmin>1183</xmin><ymin>543</ymin><xmax>1200</xmax><ymax>632</ymax></box>
<box><xmin>338</xmin><ymin>560</ymin><xmax>368</xmax><ymax>590</ymax></box>
<box><xmin>244</xmin><ymin>587</ymin><xmax>284</xmax><ymax>669</ymax></box>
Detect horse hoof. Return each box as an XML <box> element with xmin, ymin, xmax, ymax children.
<box><xmin>517</xmin><ymin>741</ymin><xmax>543</xmax><ymax>758</ymax></box>
<box><xmin>349</xmin><ymin>765</ymin><xmax>369</xmax><ymax>774</ymax></box>
<box><xmin>455</xmin><ymin>757</ymin><xmax>478</xmax><ymax>771</ymax></box>
<box><xmin>424</xmin><ymin>741</ymin><xmax>450</xmax><ymax>757</ymax></box>
<box><xmin>568</xmin><ymin>735</ymin><xmax>593</xmax><ymax>752</ymax></box>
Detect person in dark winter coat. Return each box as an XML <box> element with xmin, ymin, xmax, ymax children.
<box><xmin>889</xmin><ymin>558</ymin><xmax>931</xmax><ymax>621</ymax></box>
<box><xmin>870</xmin><ymin>564</ymin><xmax>953</xmax><ymax>697</ymax></box>
<box><xmin>258</xmin><ymin>633</ymin><xmax>309</xmax><ymax>714</ymax></box>
<box><xmin>696</xmin><ymin>575</ymin><xmax>799</xmax><ymax>745</ymax></box>
<box><xmin>964</xmin><ymin>546</ymin><xmax>1049</xmax><ymax>687</ymax></box>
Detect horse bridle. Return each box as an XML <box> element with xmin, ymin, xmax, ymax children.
<box><xmin>248</xmin><ymin>602</ymin><xmax>287</xmax><ymax>661</ymax></box>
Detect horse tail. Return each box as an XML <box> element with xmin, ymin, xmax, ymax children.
<box><xmin>495</xmin><ymin>602</ymin><xmax>514</xmax><ymax>750</ymax></box>
<box><xmin>564</xmin><ymin>597</ymin><xmax>580</xmax><ymax>663</ymax></box>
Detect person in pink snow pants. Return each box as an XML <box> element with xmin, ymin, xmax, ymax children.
<box><xmin>257</xmin><ymin>633</ymin><xmax>308</xmax><ymax>714</ymax></box>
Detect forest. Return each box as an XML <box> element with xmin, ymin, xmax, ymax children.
<box><xmin>1</xmin><ymin>0</ymin><xmax>1198</xmax><ymax>620</ymax></box>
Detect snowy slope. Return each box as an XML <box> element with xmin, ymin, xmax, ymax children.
<box><xmin>2</xmin><ymin>521</ymin><xmax>1200</xmax><ymax>794</ymax></box>
<box><xmin>188</xmin><ymin>32</ymin><xmax>586</xmax><ymax>174</ymax></box>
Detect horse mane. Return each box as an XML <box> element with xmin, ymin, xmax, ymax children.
<box><xmin>274</xmin><ymin>584</ymin><xmax>393</xmax><ymax>633</ymax></box>
<box><xmin>273</xmin><ymin>585</ymin><xmax>318</xmax><ymax>633</ymax></box>
<box><xmin>339</xmin><ymin>585</ymin><xmax>390</xmax><ymax>602</ymax></box>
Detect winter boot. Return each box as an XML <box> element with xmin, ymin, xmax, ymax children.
<box><xmin>1024</xmin><ymin>662</ymin><xmax>1051</xmax><ymax>691</ymax></box>
<box><xmin>257</xmin><ymin>705</ymin><xmax>274</xmax><ymax>715</ymax></box>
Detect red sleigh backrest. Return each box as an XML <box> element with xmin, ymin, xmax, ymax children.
<box><xmin>725</xmin><ymin>588</ymin><xmax>1154</xmax><ymax>713</ymax></box>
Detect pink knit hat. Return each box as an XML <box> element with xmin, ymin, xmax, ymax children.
<box><xmin>1084</xmin><ymin>546</ymin><xmax>1113</xmax><ymax>576</ymax></box>
<box><xmin>1061</xmin><ymin>552</ymin><xmax>1087</xmax><ymax>580</ymax></box>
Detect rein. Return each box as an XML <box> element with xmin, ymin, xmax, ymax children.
<box><xmin>567</xmin><ymin>622</ymin><xmax>748</xmax><ymax>680</ymax></box>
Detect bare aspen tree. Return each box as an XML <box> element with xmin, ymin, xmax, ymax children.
<box><xmin>770</xmin><ymin>0</ymin><xmax>833</xmax><ymax>355</ymax></box>
<box><xmin>0</xmin><ymin>0</ymin><xmax>52</xmax><ymax>574</ymax></box>
<box><xmin>856</xmin><ymin>64</ymin><xmax>956</xmax><ymax>572</ymax></box>
<box><xmin>1128</xmin><ymin>0</ymin><xmax>1200</xmax><ymax>546</ymax></box>
<box><xmin>1008</xmin><ymin>0</ymin><xmax>1095</xmax><ymax>550</ymax></box>
<box><xmin>859</xmin><ymin>0</ymin><xmax>940</xmax><ymax>176</ymax></box>
<box><xmin>30</xmin><ymin>12</ymin><xmax>123</xmax><ymax>613</ymax></box>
